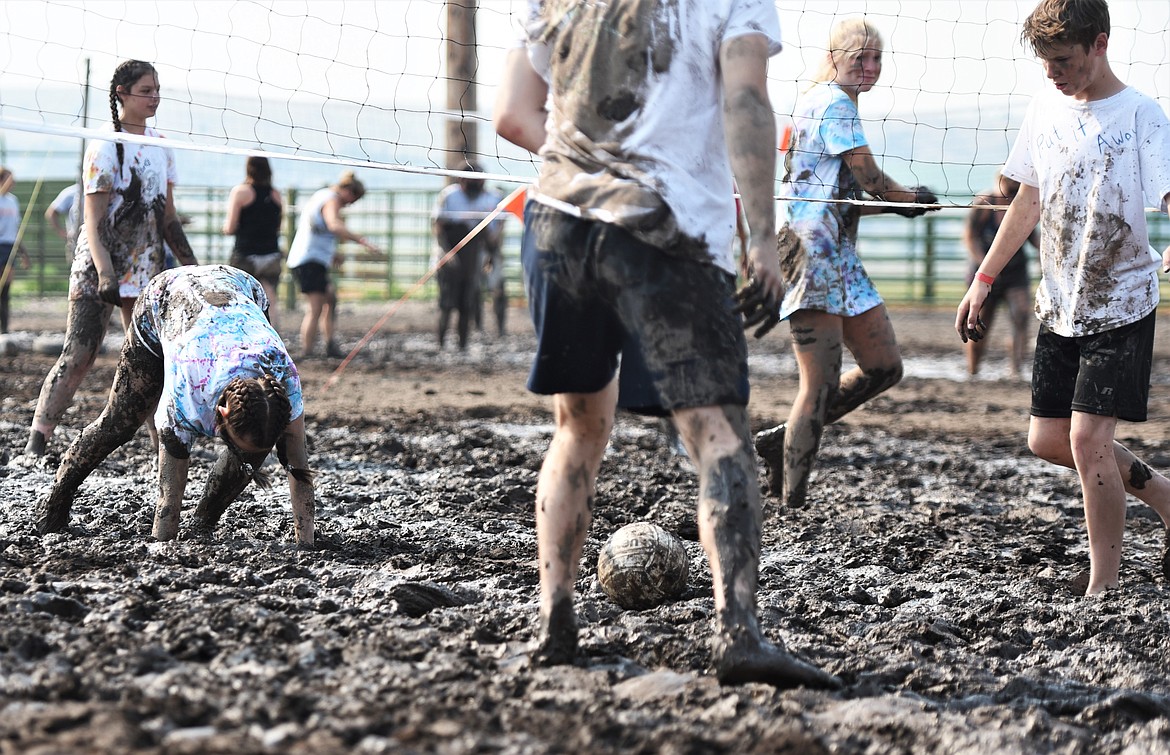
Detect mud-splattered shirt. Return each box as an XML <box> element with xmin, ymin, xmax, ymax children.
<box><xmin>133</xmin><ymin>265</ymin><xmax>303</xmax><ymax>451</ymax></box>
<box><xmin>523</xmin><ymin>0</ymin><xmax>782</xmax><ymax>274</ymax></box>
<box><xmin>1004</xmin><ymin>86</ymin><xmax>1170</xmax><ymax>337</ymax></box>
<box><xmin>779</xmin><ymin>82</ymin><xmax>881</xmax><ymax>319</ymax></box>
<box><xmin>70</xmin><ymin>125</ymin><xmax>176</xmax><ymax>299</ymax></box>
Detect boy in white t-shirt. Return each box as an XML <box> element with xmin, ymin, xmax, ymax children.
<box><xmin>956</xmin><ymin>0</ymin><xmax>1170</xmax><ymax>595</ymax></box>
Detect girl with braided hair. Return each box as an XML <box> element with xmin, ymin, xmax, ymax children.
<box><xmin>36</xmin><ymin>265</ymin><xmax>315</xmax><ymax>547</ymax></box>
<box><xmin>23</xmin><ymin>59</ymin><xmax>197</xmax><ymax>457</ymax></box>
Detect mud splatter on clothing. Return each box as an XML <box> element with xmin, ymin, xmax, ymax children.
<box><xmin>523</xmin><ymin>0</ymin><xmax>782</xmax><ymax>274</ymax></box>
<box><xmin>1004</xmin><ymin>86</ymin><xmax>1170</xmax><ymax>337</ymax></box>
<box><xmin>69</xmin><ymin>125</ymin><xmax>176</xmax><ymax>300</ymax></box>
<box><xmin>132</xmin><ymin>265</ymin><xmax>302</xmax><ymax>450</ymax></box>
<box><xmin>779</xmin><ymin>82</ymin><xmax>881</xmax><ymax>320</ymax></box>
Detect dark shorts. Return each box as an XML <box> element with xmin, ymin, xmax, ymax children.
<box><xmin>521</xmin><ymin>202</ymin><xmax>749</xmax><ymax>416</ymax></box>
<box><xmin>1031</xmin><ymin>310</ymin><xmax>1155</xmax><ymax>422</ymax></box>
<box><xmin>292</xmin><ymin>262</ymin><xmax>330</xmax><ymax>294</ymax></box>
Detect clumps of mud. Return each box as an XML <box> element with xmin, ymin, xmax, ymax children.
<box><xmin>1</xmin><ymin>310</ymin><xmax>1170</xmax><ymax>753</ymax></box>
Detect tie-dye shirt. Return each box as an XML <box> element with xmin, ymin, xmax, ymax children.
<box><xmin>133</xmin><ymin>265</ymin><xmax>303</xmax><ymax>450</ymax></box>
<box><xmin>779</xmin><ymin>82</ymin><xmax>882</xmax><ymax>319</ymax></box>
<box><xmin>70</xmin><ymin>125</ymin><xmax>177</xmax><ymax>299</ymax></box>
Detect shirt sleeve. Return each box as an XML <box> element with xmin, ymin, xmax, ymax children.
<box><xmin>725</xmin><ymin>0</ymin><xmax>783</xmax><ymax>56</ymax></box>
<box><xmin>819</xmin><ymin>92</ymin><xmax>867</xmax><ymax>156</ymax></box>
<box><xmin>1003</xmin><ymin>98</ymin><xmax>1039</xmax><ymax>188</ymax></box>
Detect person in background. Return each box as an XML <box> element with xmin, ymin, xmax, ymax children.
<box><xmin>44</xmin><ymin>182</ymin><xmax>82</xmax><ymax>260</ymax></box>
<box><xmin>23</xmin><ymin>59</ymin><xmax>198</xmax><ymax>458</ymax></box>
<box><xmin>494</xmin><ymin>0</ymin><xmax>839</xmax><ymax>689</ymax></box>
<box><xmin>431</xmin><ymin>167</ymin><xmax>503</xmax><ymax>349</ymax></box>
<box><xmin>0</xmin><ymin>167</ymin><xmax>32</xmax><ymax>334</ymax></box>
<box><xmin>36</xmin><ymin>265</ymin><xmax>314</xmax><ymax>547</ymax></box>
<box><xmin>286</xmin><ymin>170</ymin><xmax>379</xmax><ymax>359</ymax></box>
<box><xmin>753</xmin><ymin>17</ymin><xmax>940</xmax><ymax>508</ymax></box>
<box><xmin>224</xmin><ymin>156</ymin><xmax>284</xmax><ymax>327</ymax></box>
<box><xmin>956</xmin><ymin>0</ymin><xmax>1170</xmax><ymax>595</ymax></box>
<box><xmin>963</xmin><ymin>171</ymin><xmax>1039</xmax><ymax>379</ymax></box>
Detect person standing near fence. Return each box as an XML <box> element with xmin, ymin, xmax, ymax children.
<box><xmin>956</xmin><ymin>0</ymin><xmax>1170</xmax><ymax>595</ymax></box>
<box><xmin>494</xmin><ymin>0</ymin><xmax>839</xmax><ymax>689</ymax></box>
<box><xmin>44</xmin><ymin>182</ymin><xmax>82</xmax><ymax>260</ymax></box>
<box><xmin>23</xmin><ymin>60</ymin><xmax>197</xmax><ymax>458</ymax></box>
<box><xmin>431</xmin><ymin>168</ymin><xmax>503</xmax><ymax>349</ymax></box>
<box><xmin>286</xmin><ymin>171</ymin><xmax>379</xmax><ymax>359</ymax></box>
<box><xmin>963</xmin><ymin>171</ymin><xmax>1039</xmax><ymax>379</ymax></box>
<box><xmin>0</xmin><ymin>168</ymin><xmax>32</xmax><ymax>334</ymax></box>
<box><xmin>753</xmin><ymin>17</ymin><xmax>940</xmax><ymax>508</ymax></box>
<box><xmin>223</xmin><ymin>156</ymin><xmax>284</xmax><ymax>328</ymax></box>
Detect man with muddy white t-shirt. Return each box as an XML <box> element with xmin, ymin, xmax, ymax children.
<box><xmin>956</xmin><ymin>0</ymin><xmax>1170</xmax><ymax>596</ymax></box>
<box><xmin>494</xmin><ymin>0</ymin><xmax>840</xmax><ymax>689</ymax></box>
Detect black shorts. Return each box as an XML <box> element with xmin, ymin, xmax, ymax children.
<box><xmin>520</xmin><ymin>202</ymin><xmax>749</xmax><ymax>416</ymax></box>
<box><xmin>291</xmin><ymin>262</ymin><xmax>330</xmax><ymax>294</ymax></box>
<box><xmin>1031</xmin><ymin>310</ymin><xmax>1155</xmax><ymax>422</ymax></box>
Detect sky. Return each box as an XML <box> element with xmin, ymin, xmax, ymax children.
<box><xmin>0</xmin><ymin>0</ymin><xmax>1167</xmax><ymax>194</ymax></box>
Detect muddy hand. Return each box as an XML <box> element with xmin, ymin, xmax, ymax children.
<box><xmin>734</xmin><ymin>277</ymin><xmax>780</xmax><ymax>339</ymax></box>
<box><xmin>98</xmin><ymin>275</ymin><xmax>121</xmax><ymax>306</ymax></box>
<box><xmin>959</xmin><ymin>316</ymin><xmax>988</xmax><ymax>344</ymax></box>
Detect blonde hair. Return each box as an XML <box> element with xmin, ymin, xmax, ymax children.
<box><xmin>335</xmin><ymin>170</ymin><xmax>366</xmax><ymax>201</ymax></box>
<box><xmin>813</xmin><ymin>17</ymin><xmax>883</xmax><ymax>84</ymax></box>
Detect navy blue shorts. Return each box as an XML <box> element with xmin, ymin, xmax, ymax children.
<box><xmin>521</xmin><ymin>202</ymin><xmax>749</xmax><ymax>416</ymax></box>
<box><xmin>1031</xmin><ymin>310</ymin><xmax>1155</xmax><ymax>422</ymax></box>
<box><xmin>292</xmin><ymin>262</ymin><xmax>330</xmax><ymax>294</ymax></box>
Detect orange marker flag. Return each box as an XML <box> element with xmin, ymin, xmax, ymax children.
<box><xmin>503</xmin><ymin>186</ymin><xmax>527</xmax><ymax>222</ymax></box>
<box><xmin>779</xmin><ymin>123</ymin><xmax>793</xmax><ymax>154</ymax></box>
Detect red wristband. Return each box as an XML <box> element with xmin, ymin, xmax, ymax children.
<box><xmin>975</xmin><ymin>272</ymin><xmax>995</xmax><ymax>286</ymax></box>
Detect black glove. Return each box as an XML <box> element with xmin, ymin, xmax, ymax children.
<box><xmin>97</xmin><ymin>274</ymin><xmax>122</xmax><ymax>306</ymax></box>
<box><xmin>884</xmin><ymin>186</ymin><xmax>939</xmax><ymax>218</ymax></box>
<box><xmin>733</xmin><ymin>277</ymin><xmax>780</xmax><ymax>339</ymax></box>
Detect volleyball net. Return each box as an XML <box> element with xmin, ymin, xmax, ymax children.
<box><xmin>0</xmin><ymin>0</ymin><xmax>1167</xmax><ymax>201</ymax></box>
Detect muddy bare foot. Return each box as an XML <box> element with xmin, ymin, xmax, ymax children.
<box><xmin>531</xmin><ymin>596</ymin><xmax>578</xmax><ymax>667</ymax></box>
<box><xmin>23</xmin><ymin>429</ymin><xmax>46</xmax><ymax>457</ymax></box>
<box><xmin>754</xmin><ymin>424</ymin><xmax>785</xmax><ymax>496</ymax></box>
<box><xmin>35</xmin><ymin>493</ymin><xmax>71</xmax><ymax>535</ymax></box>
<box><xmin>713</xmin><ymin>632</ymin><xmax>841</xmax><ymax>690</ymax></box>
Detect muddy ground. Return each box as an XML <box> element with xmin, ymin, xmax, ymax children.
<box><xmin>1</xmin><ymin>296</ymin><xmax>1169</xmax><ymax>754</ymax></box>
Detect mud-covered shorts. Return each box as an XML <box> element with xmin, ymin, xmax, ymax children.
<box><xmin>1031</xmin><ymin>310</ymin><xmax>1155</xmax><ymax>422</ymax></box>
<box><xmin>521</xmin><ymin>202</ymin><xmax>749</xmax><ymax>416</ymax></box>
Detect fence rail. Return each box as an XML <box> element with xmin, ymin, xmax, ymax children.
<box><xmin>9</xmin><ymin>180</ymin><xmax>1170</xmax><ymax>312</ymax></box>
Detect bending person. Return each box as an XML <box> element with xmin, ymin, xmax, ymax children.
<box><xmin>286</xmin><ymin>171</ymin><xmax>379</xmax><ymax>359</ymax></box>
<box><xmin>754</xmin><ymin>18</ymin><xmax>940</xmax><ymax>507</ymax></box>
<box><xmin>24</xmin><ymin>59</ymin><xmax>197</xmax><ymax>457</ymax></box>
<box><xmin>36</xmin><ymin>265</ymin><xmax>315</xmax><ymax>548</ymax></box>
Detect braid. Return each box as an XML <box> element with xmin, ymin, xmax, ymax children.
<box><xmin>220</xmin><ymin>374</ymin><xmax>313</xmax><ymax>487</ymax></box>
<box><xmin>108</xmin><ymin>59</ymin><xmax>157</xmax><ymax>172</ymax></box>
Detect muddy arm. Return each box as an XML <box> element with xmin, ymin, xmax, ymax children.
<box><xmin>283</xmin><ymin>415</ymin><xmax>315</xmax><ymax>548</ymax></box>
<box><xmin>153</xmin><ymin>446</ymin><xmax>189</xmax><ymax>540</ymax></box>
<box><xmin>164</xmin><ymin>184</ymin><xmax>198</xmax><ymax>265</ymax></box>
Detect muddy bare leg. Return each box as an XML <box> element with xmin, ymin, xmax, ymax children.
<box><xmin>37</xmin><ymin>329</ymin><xmax>162</xmax><ymax>533</ymax></box>
<box><xmin>532</xmin><ymin>383</ymin><xmax>616</xmax><ymax>666</ymax></box>
<box><xmin>678</xmin><ymin>405</ymin><xmax>840</xmax><ymax>689</ymax></box>
<box><xmin>26</xmin><ymin>297</ymin><xmax>115</xmax><ymax>454</ymax></box>
<box><xmin>190</xmin><ymin>447</ymin><xmax>265</xmax><ymax>533</ymax></box>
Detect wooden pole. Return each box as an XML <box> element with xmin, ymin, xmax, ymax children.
<box><xmin>445</xmin><ymin>0</ymin><xmax>478</xmax><ymax>178</ymax></box>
